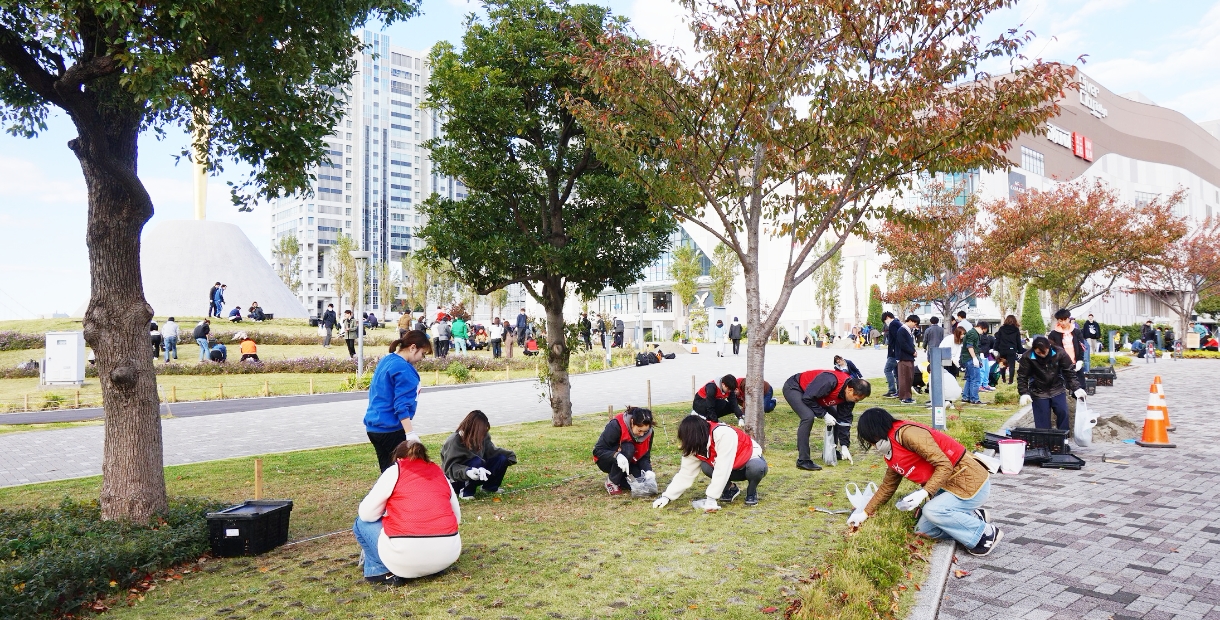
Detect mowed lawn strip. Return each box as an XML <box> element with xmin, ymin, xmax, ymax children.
<box><xmin>0</xmin><ymin>391</ymin><xmax>1013</xmax><ymax>619</ymax></box>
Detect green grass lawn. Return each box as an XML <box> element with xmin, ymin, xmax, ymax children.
<box><xmin>0</xmin><ymin>388</ymin><xmax>1016</xmax><ymax>620</ymax></box>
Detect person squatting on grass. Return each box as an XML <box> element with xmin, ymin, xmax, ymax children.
<box><xmin>782</xmin><ymin>369</ymin><xmax>871</xmax><ymax>471</ymax></box>
<box><xmin>850</xmin><ymin>408</ymin><xmax>1003</xmax><ymax>557</ymax></box>
<box><xmin>653</xmin><ymin>415</ymin><xmax>768</xmax><ymax>511</ymax></box>
<box><xmin>593</xmin><ymin>406</ymin><xmax>656</xmax><ymax>496</ymax></box>
<box><xmin>441</xmin><ymin>410</ymin><xmax>517</xmax><ymax>500</ymax></box>
<box><xmin>364</xmin><ymin>332</ymin><xmax>432</xmax><ymax>472</ymax></box>
<box><xmin>354</xmin><ymin>439</ymin><xmax>462</xmax><ymax>587</ymax></box>
<box><xmin>732</xmin><ymin>377</ymin><xmax>777</xmax><ymax>414</ymax></box>
<box><xmin>1016</xmin><ymin>335</ymin><xmax>1084</xmax><ymax>431</ymax></box>
<box><xmin>692</xmin><ymin>374</ymin><xmax>743</xmax><ymax>425</ymax></box>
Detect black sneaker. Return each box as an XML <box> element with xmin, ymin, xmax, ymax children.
<box><xmin>883</xmin><ymin>393</ymin><xmax>898</xmax><ymax>399</ymax></box>
<box><xmin>975</xmin><ymin>508</ymin><xmax>991</xmax><ymax>523</ymax></box>
<box><xmin>795</xmin><ymin>460</ymin><xmax>822</xmax><ymax>471</ymax></box>
<box><xmin>365</xmin><ymin>573</ymin><xmax>407</xmax><ymax>588</ymax></box>
<box><xmin>899</xmin><ymin>398</ymin><xmax>915</xmax><ymax>404</ymax></box>
<box><xmin>744</xmin><ymin>493</ymin><xmax>759</xmax><ymax>506</ymax></box>
<box><xmin>968</xmin><ymin>525</ymin><xmax>1003</xmax><ymax>556</ymax></box>
<box><xmin>719</xmin><ymin>483</ymin><xmax>741</xmax><ymax>503</ymax></box>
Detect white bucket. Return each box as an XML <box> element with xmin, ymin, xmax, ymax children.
<box><xmin>997</xmin><ymin>439</ymin><xmax>1026</xmax><ymax>475</ymax></box>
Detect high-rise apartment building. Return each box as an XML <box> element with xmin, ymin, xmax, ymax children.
<box><xmin>270</xmin><ymin>30</ymin><xmax>465</xmax><ymax>317</ymax></box>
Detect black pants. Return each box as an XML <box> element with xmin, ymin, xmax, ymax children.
<box><xmin>491</xmin><ymin>338</ymin><xmax>502</xmax><ymax>358</ymax></box>
<box><xmin>693</xmin><ymin>395</ymin><xmax>740</xmax><ymax>423</ymax></box>
<box><xmin>346</xmin><ymin>338</ymin><xmax>356</xmax><ymax>357</ymax></box>
<box><xmin>783</xmin><ymin>376</ymin><xmax>851</xmax><ymax>462</ymax></box>
<box><xmin>368</xmin><ymin>429</ymin><xmax>407</xmax><ymax>472</ymax></box>
<box><xmin>582</xmin><ymin>332</ymin><xmax>592</xmax><ymax>350</ymax></box>
<box><xmin>451</xmin><ymin>454</ymin><xmax>512</xmax><ymax>496</ymax></box>
<box><xmin>698</xmin><ymin>456</ymin><xmax>768</xmax><ymax>496</ymax></box>
<box><xmin>732</xmin><ymin>339</ymin><xmax>741</xmax><ymax>354</ymax></box>
<box><xmin>1001</xmin><ymin>352</ymin><xmax>1018</xmax><ymax>383</ymax></box>
<box><xmin>595</xmin><ymin>443</ymin><xmax>652</xmax><ymax>488</ymax></box>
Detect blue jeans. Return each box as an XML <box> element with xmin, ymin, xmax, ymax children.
<box><xmin>1032</xmin><ymin>392</ymin><xmax>1070</xmax><ymax>430</ymax></box>
<box><xmin>352</xmin><ymin>517</ymin><xmax>389</xmax><ymax>577</ymax></box>
<box><xmin>979</xmin><ymin>358</ymin><xmax>990</xmax><ymax>387</ymax></box>
<box><xmin>451</xmin><ymin>454</ymin><xmax>511</xmax><ymax>496</ymax></box>
<box><xmin>884</xmin><ymin>357</ymin><xmax>898</xmax><ymax>394</ymax></box>
<box><xmin>453</xmin><ymin>338</ymin><xmax>467</xmax><ymax>353</ymax></box>
<box><xmin>163</xmin><ymin>336</ymin><xmax>177</xmax><ymax>362</ymax></box>
<box><xmin>196</xmin><ymin>338</ymin><xmax>209</xmax><ymax>361</ymax></box>
<box><xmin>916</xmin><ymin>478</ymin><xmax>990</xmax><ymax>548</ymax></box>
<box><xmin>963</xmin><ymin>363</ymin><xmax>981</xmax><ymax>402</ymax></box>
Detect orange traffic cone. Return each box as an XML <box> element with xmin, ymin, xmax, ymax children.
<box><xmin>1152</xmin><ymin>376</ymin><xmax>1175</xmax><ymax>431</ymax></box>
<box><xmin>1136</xmin><ymin>379</ymin><xmax>1176</xmax><ymax>448</ymax></box>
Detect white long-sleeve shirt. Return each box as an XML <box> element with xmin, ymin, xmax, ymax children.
<box><xmin>358</xmin><ymin>462</ymin><xmax>463</xmax><ymax>578</ymax></box>
<box><xmin>161</xmin><ymin>321</ymin><xmax>179</xmax><ymax>339</ymax></box>
<box><xmin>358</xmin><ymin>462</ymin><xmax>462</xmax><ymax>524</ymax></box>
<box><xmin>661</xmin><ymin>425</ymin><xmax>761</xmax><ymax>501</ymax></box>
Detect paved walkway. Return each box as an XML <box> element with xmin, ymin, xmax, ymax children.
<box><xmin>0</xmin><ymin>344</ymin><xmax>888</xmax><ymax>487</ymax></box>
<box><xmin>940</xmin><ymin>360</ymin><xmax>1220</xmax><ymax>620</ymax></box>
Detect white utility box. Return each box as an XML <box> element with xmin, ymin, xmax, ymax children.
<box><xmin>44</xmin><ymin>331</ymin><xmax>86</xmax><ymax>386</ymax></box>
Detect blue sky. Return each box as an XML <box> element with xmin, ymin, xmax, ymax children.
<box><xmin>1</xmin><ymin>0</ymin><xmax>1218</xmax><ymax>319</ymax></box>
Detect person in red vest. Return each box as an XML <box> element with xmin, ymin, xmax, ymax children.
<box><xmin>849</xmin><ymin>408</ymin><xmax>1002</xmax><ymax>556</ymax></box>
<box><xmin>733</xmin><ymin>377</ymin><xmax>777</xmax><ymax>413</ymax></box>
<box><xmin>592</xmin><ymin>406</ymin><xmax>656</xmax><ymax>495</ymax></box>
<box><xmin>354</xmin><ymin>439</ymin><xmax>462</xmax><ymax>587</ymax></box>
<box><xmin>781</xmin><ymin>369</ymin><xmax>871</xmax><ymax>471</ymax></box>
<box><xmin>653</xmin><ymin>415</ymin><xmax>768</xmax><ymax>509</ymax></box>
<box><xmin>692</xmin><ymin>374</ymin><xmax>743</xmax><ymax>424</ymax></box>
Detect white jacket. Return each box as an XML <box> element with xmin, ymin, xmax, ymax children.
<box><xmin>661</xmin><ymin>425</ymin><xmax>761</xmax><ymax>501</ymax></box>
<box><xmin>358</xmin><ymin>463</ymin><xmax>462</xmax><ymax>578</ymax></box>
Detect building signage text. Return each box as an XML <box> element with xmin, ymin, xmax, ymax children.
<box><xmin>1046</xmin><ymin>123</ymin><xmax>1072</xmax><ymax>149</ymax></box>
<box><xmin>1072</xmin><ymin>132</ymin><xmax>1094</xmax><ymax>162</ymax></box>
<box><xmin>1078</xmin><ymin>76</ymin><xmax>1109</xmax><ymax>119</ymax></box>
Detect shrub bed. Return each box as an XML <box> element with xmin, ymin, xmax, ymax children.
<box><xmin>0</xmin><ymin>498</ymin><xmax>221</xmax><ymax>619</ymax></box>
<box><xmin>0</xmin><ymin>331</ymin><xmax>44</xmax><ymax>351</ymax></box>
<box><xmin>208</xmin><ymin>330</ymin><xmax>394</xmax><ymax>346</ymax></box>
<box><xmin>1183</xmin><ymin>350</ymin><xmax>1220</xmax><ymax>359</ymax></box>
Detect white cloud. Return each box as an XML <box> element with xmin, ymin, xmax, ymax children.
<box><xmin>629</xmin><ymin>0</ymin><xmax>693</xmax><ymax>56</ymax></box>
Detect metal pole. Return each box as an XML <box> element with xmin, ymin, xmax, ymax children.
<box><xmin>1108</xmin><ymin>330</ymin><xmax>1117</xmax><ymax>367</ymax></box>
<box><xmin>357</xmin><ymin>261</ymin><xmax>365</xmax><ymax>376</ymax></box>
<box><xmin>930</xmin><ymin>346</ymin><xmax>947</xmax><ymax>430</ymax></box>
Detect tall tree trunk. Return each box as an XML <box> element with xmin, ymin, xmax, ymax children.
<box><xmin>542</xmin><ymin>279</ymin><xmax>572</xmax><ymax>426</ymax></box>
<box><xmin>742</xmin><ymin>239</ymin><xmax>766</xmax><ymax>448</ymax></box>
<box><xmin>71</xmin><ymin>108</ymin><xmax>167</xmax><ymax>522</ymax></box>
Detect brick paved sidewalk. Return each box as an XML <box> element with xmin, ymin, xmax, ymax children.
<box><xmin>939</xmin><ymin>360</ymin><xmax>1220</xmax><ymax>620</ymax></box>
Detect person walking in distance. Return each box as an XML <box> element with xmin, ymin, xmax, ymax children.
<box><xmin>728</xmin><ymin>317</ymin><xmax>743</xmax><ymax>355</ymax></box>
<box><xmin>213</xmin><ymin>284</ymin><xmax>226</xmax><ymax>319</ymax></box>
<box><xmin>192</xmin><ymin>319</ymin><xmax>211</xmax><ymax>361</ymax></box>
<box><xmin>613</xmin><ymin>316</ymin><xmax>625</xmax><ymax>348</ymax></box>
<box><xmin>782</xmin><ymin>369</ymin><xmax>872</xmax><ymax>470</ymax></box>
<box><xmin>342</xmin><ymin>310</ymin><xmax>358</xmax><ymax>359</ymax></box>
<box><xmin>515</xmin><ymin>308</ymin><xmax>528</xmax><ymax>348</ymax></box>
<box><xmin>489</xmin><ymin>317</ymin><xmax>504</xmax><ymax>358</ymax></box>
<box><xmin>895</xmin><ymin>315</ymin><xmax>919</xmax><ymax>405</ymax></box>
<box><xmin>322</xmin><ymin>303</ymin><xmax>337</xmax><ymax>348</ymax></box>
<box><xmin>714</xmin><ymin>319</ymin><xmax>726</xmax><ymax>357</ymax></box>
<box><xmin>207</xmin><ymin>282</ymin><xmax>220</xmax><ymax>317</ymax></box>
<box><xmin>994</xmin><ymin>315</ymin><xmax>1022</xmax><ymax>385</ymax></box>
<box><xmin>881</xmin><ymin>312</ymin><xmax>899</xmax><ymax>398</ymax></box>
<box><xmin>1081</xmin><ymin>313</ymin><xmax>1101</xmax><ymax>371</ymax></box>
<box><xmin>162</xmin><ymin>317</ymin><xmax>179</xmax><ymax>362</ymax></box>
<box><xmin>579</xmin><ymin>312</ymin><xmax>592</xmax><ymax>351</ymax></box>
<box><xmin>363</xmin><ymin>332</ymin><xmax>432</xmax><ymax>471</ymax></box>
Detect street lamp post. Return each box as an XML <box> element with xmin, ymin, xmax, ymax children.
<box><xmin>350</xmin><ymin>250</ymin><xmax>373</xmax><ymax>376</ymax></box>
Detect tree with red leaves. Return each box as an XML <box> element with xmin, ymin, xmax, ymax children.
<box><xmin>984</xmin><ymin>179</ymin><xmax>1186</xmax><ymax>312</ymax></box>
<box><xmin>1130</xmin><ymin>217</ymin><xmax>1220</xmax><ymax>337</ymax></box>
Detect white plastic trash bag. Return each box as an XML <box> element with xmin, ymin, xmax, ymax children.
<box><xmin>822</xmin><ymin>429</ymin><xmax>838</xmax><ymax>466</ymax></box>
<box><xmin>845</xmin><ymin>482</ymin><xmax>877</xmax><ymax>511</ymax></box>
<box><xmin>627</xmin><ymin>473</ymin><xmax>658</xmax><ymax>497</ymax></box>
<box><xmin>941</xmin><ymin>369</ymin><xmax>962</xmax><ymax>402</ymax></box>
<box><xmin>1074</xmin><ymin>398</ymin><xmax>1097</xmax><ymax>447</ymax></box>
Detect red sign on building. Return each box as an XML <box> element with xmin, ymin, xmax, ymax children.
<box><xmin>1071</xmin><ymin>132</ymin><xmax>1094</xmax><ymax>162</ymax></box>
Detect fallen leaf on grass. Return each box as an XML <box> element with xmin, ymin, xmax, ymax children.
<box><xmin>953</xmin><ymin>569</ymin><xmax>970</xmax><ymax>579</ymax></box>
<box><xmin>914</xmin><ymin>583</ymin><xmax>921</xmax><ymax>591</ymax></box>
<box><xmin>760</xmin><ymin>606</ymin><xmax>779</xmax><ymax>613</ymax></box>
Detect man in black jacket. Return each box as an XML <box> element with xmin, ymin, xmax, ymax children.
<box><xmin>895</xmin><ymin>315</ymin><xmax>919</xmax><ymax>404</ymax></box>
<box><xmin>1017</xmin><ymin>336</ymin><xmax>1084</xmax><ymax>430</ymax></box>
<box><xmin>882</xmin><ymin>312</ymin><xmax>899</xmax><ymax>398</ymax></box>
<box><xmin>578</xmin><ymin>313</ymin><xmax>592</xmax><ymax>350</ymax></box>
<box><xmin>728</xmin><ymin>317</ymin><xmax>743</xmax><ymax>355</ymax></box>
<box><xmin>321</xmin><ymin>304</ymin><xmax>337</xmax><ymax>348</ymax></box>
<box><xmin>782</xmin><ymin>370</ymin><xmax>871</xmax><ymax>470</ymax></box>
<box><xmin>1081</xmin><ymin>314</ymin><xmax>1101</xmax><ymax>371</ymax></box>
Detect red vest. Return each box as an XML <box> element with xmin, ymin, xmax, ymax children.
<box><xmin>382</xmin><ymin>458</ymin><xmax>459</xmax><ymax>538</ymax></box>
<box><xmin>614</xmin><ymin>412</ymin><xmax>652</xmax><ymax>462</ymax></box>
<box><xmin>695</xmin><ymin>422</ymin><xmax>754</xmax><ymax>470</ymax></box>
<box><xmin>797</xmin><ymin>370</ymin><xmax>851</xmax><ymax>407</ymax></box>
<box><xmin>695</xmin><ymin>381</ymin><xmax>728</xmax><ymax>400</ymax></box>
<box><xmin>882</xmin><ymin>421</ymin><xmax>966</xmax><ymax>485</ymax></box>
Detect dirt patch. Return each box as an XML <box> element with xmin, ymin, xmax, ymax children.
<box><xmin>1090</xmin><ymin>415</ymin><xmax>1141</xmax><ymax>443</ymax></box>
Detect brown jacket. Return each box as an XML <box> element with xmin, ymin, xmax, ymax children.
<box><xmin>863</xmin><ymin>424</ymin><xmax>989</xmax><ymax>516</ymax></box>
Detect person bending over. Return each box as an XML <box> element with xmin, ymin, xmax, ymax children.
<box><xmin>849</xmin><ymin>408</ymin><xmax>1001</xmax><ymax>557</ymax></box>
<box><xmin>1016</xmin><ymin>336</ymin><xmax>1083</xmax><ymax>431</ymax></box>
<box><xmin>692</xmin><ymin>374</ymin><xmax>743</xmax><ymax>424</ymax></box>
<box><xmin>653</xmin><ymin>415</ymin><xmax>768</xmax><ymax>510</ymax></box>
<box><xmin>733</xmin><ymin>377</ymin><xmax>777</xmax><ymax>414</ymax></box>
<box><xmin>782</xmin><ymin>369</ymin><xmax>871</xmax><ymax>470</ymax></box>
<box><xmin>593</xmin><ymin>406</ymin><xmax>656</xmax><ymax>496</ymax></box>
<box><xmin>363</xmin><ymin>331</ymin><xmax>432</xmax><ymax>471</ymax></box>
<box><xmin>354</xmin><ymin>439</ymin><xmax>461</xmax><ymax>587</ymax></box>
<box><xmin>441</xmin><ymin>410</ymin><xmax>517</xmax><ymax>500</ymax></box>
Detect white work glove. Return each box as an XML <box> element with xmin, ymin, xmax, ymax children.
<box><xmin>1073</xmin><ymin>388</ymin><xmax>1087</xmax><ymax>399</ymax></box>
<box><xmin>404</xmin><ymin>432</ymin><xmax>420</xmax><ymax>444</ymax></box>
<box><xmin>840</xmin><ymin>445</ymin><xmax>854</xmax><ymax>464</ymax></box>
<box><xmin>691</xmin><ymin>498</ymin><xmax>721</xmax><ymax>512</ymax></box>
<box><xmin>896</xmin><ymin>489</ymin><xmax>929</xmax><ymax>512</ymax></box>
<box><xmin>1074</xmin><ymin>360</ymin><xmax>1084</xmax><ymax>371</ymax></box>
<box><xmin>1019</xmin><ymin>395</ymin><xmax>1031</xmax><ymax>407</ymax></box>
<box><xmin>652</xmin><ymin>496</ymin><xmax>670</xmax><ymax>509</ymax></box>
<box><xmin>973</xmin><ymin>358</ymin><xmax>981</xmax><ymax>368</ymax></box>
<box><xmin>734</xmin><ymin>415</ymin><xmax>745</xmax><ymax>426</ymax></box>
<box><xmin>824</xmin><ymin>415</ymin><xmax>837</xmax><ymax>428</ymax></box>
<box><xmin>643</xmin><ymin>470</ymin><xmax>656</xmax><ymax>481</ymax></box>
<box><xmin>466</xmin><ymin>467</ymin><xmax>491</xmax><ymax>481</ymax></box>
<box><xmin>615</xmin><ymin>453</ymin><xmax>630</xmax><ymax>474</ymax></box>
<box><xmin>847</xmin><ymin>510</ymin><xmax>868</xmax><ymax>527</ymax></box>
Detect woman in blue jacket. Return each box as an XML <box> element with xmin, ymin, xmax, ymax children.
<box><xmin>364</xmin><ymin>330</ymin><xmax>432</xmax><ymax>471</ymax></box>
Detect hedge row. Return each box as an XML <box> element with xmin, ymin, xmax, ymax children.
<box><xmin>0</xmin><ymin>331</ymin><xmax>44</xmax><ymax>351</ymax></box>
<box><xmin>0</xmin><ymin>498</ymin><xmax>221</xmax><ymax>619</ymax></box>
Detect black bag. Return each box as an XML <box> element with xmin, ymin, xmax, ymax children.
<box><xmin>635</xmin><ymin>352</ymin><xmax>650</xmax><ymax>367</ymax></box>
<box><xmin>663</xmin><ymin>353</ymin><xmax>676</xmax><ymax>359</ymax></box>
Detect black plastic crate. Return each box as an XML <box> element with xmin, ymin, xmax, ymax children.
<box><xmin>207</xmin><ymin>500</ymin><xmax>293</xmax><ymax>557</ymax></box>
<box><xmin>1084</xmin><ymin>378</ymin><xmax>1097</xmax><ymax>396</ymax></box>
<box><xmin>1039</xmin><ymin>454</ymin><xmax>1086</xmax><ymax>469</ymax></box>
<box><xmin>1023</xmin><ymin>446</ymin><xmax>1052</xmax><ymax>464</ymax></box>
<box><xmin>980</xmin><ymin>432</ymin><xmax>1008</xmax><ymax>451</ymax></box>
<box><xmin>1009</xmin><ymin>427</ymin><xmax>1070</xmax><ymax>455</ymax></box>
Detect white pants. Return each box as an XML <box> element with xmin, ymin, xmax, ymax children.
<box><xmin>379</xmin><ymin>532</ymin><xmax>462</xmax><ymax>578</ymax></box>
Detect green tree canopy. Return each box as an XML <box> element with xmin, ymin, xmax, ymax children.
<box><xmin>1021</xmin><ymin>285</ymin><xmax>1045</xmax><ymax>338</ymax></box>
<box><xmin>867</xmin><ymin>284</ymin><xmax>884</xmax><ymax>332</ymax></box>
<box><xmin>0</xmin><ymin>0</ymin><xmax>417</xmax><ymax>520</ymax></box>
<box><xmin>420</xmin><ymin>0</ymin><xmax>675</xmax><ymax>425</ymax></box>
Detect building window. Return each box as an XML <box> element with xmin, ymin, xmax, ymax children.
<box><xmin>1134</xmin><ymin>191</ymin><xmax>1159</xmax><ymax>208</ymax></box>
<box><xmin>1021</xmin><ymin>146</ymin><xmax>1045</xmax><ymax>176</ymax></box>
<box><xmin>652</xmin><ymin>292</ymin><xmax>672</xmax><ymax>313</ymax></box>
